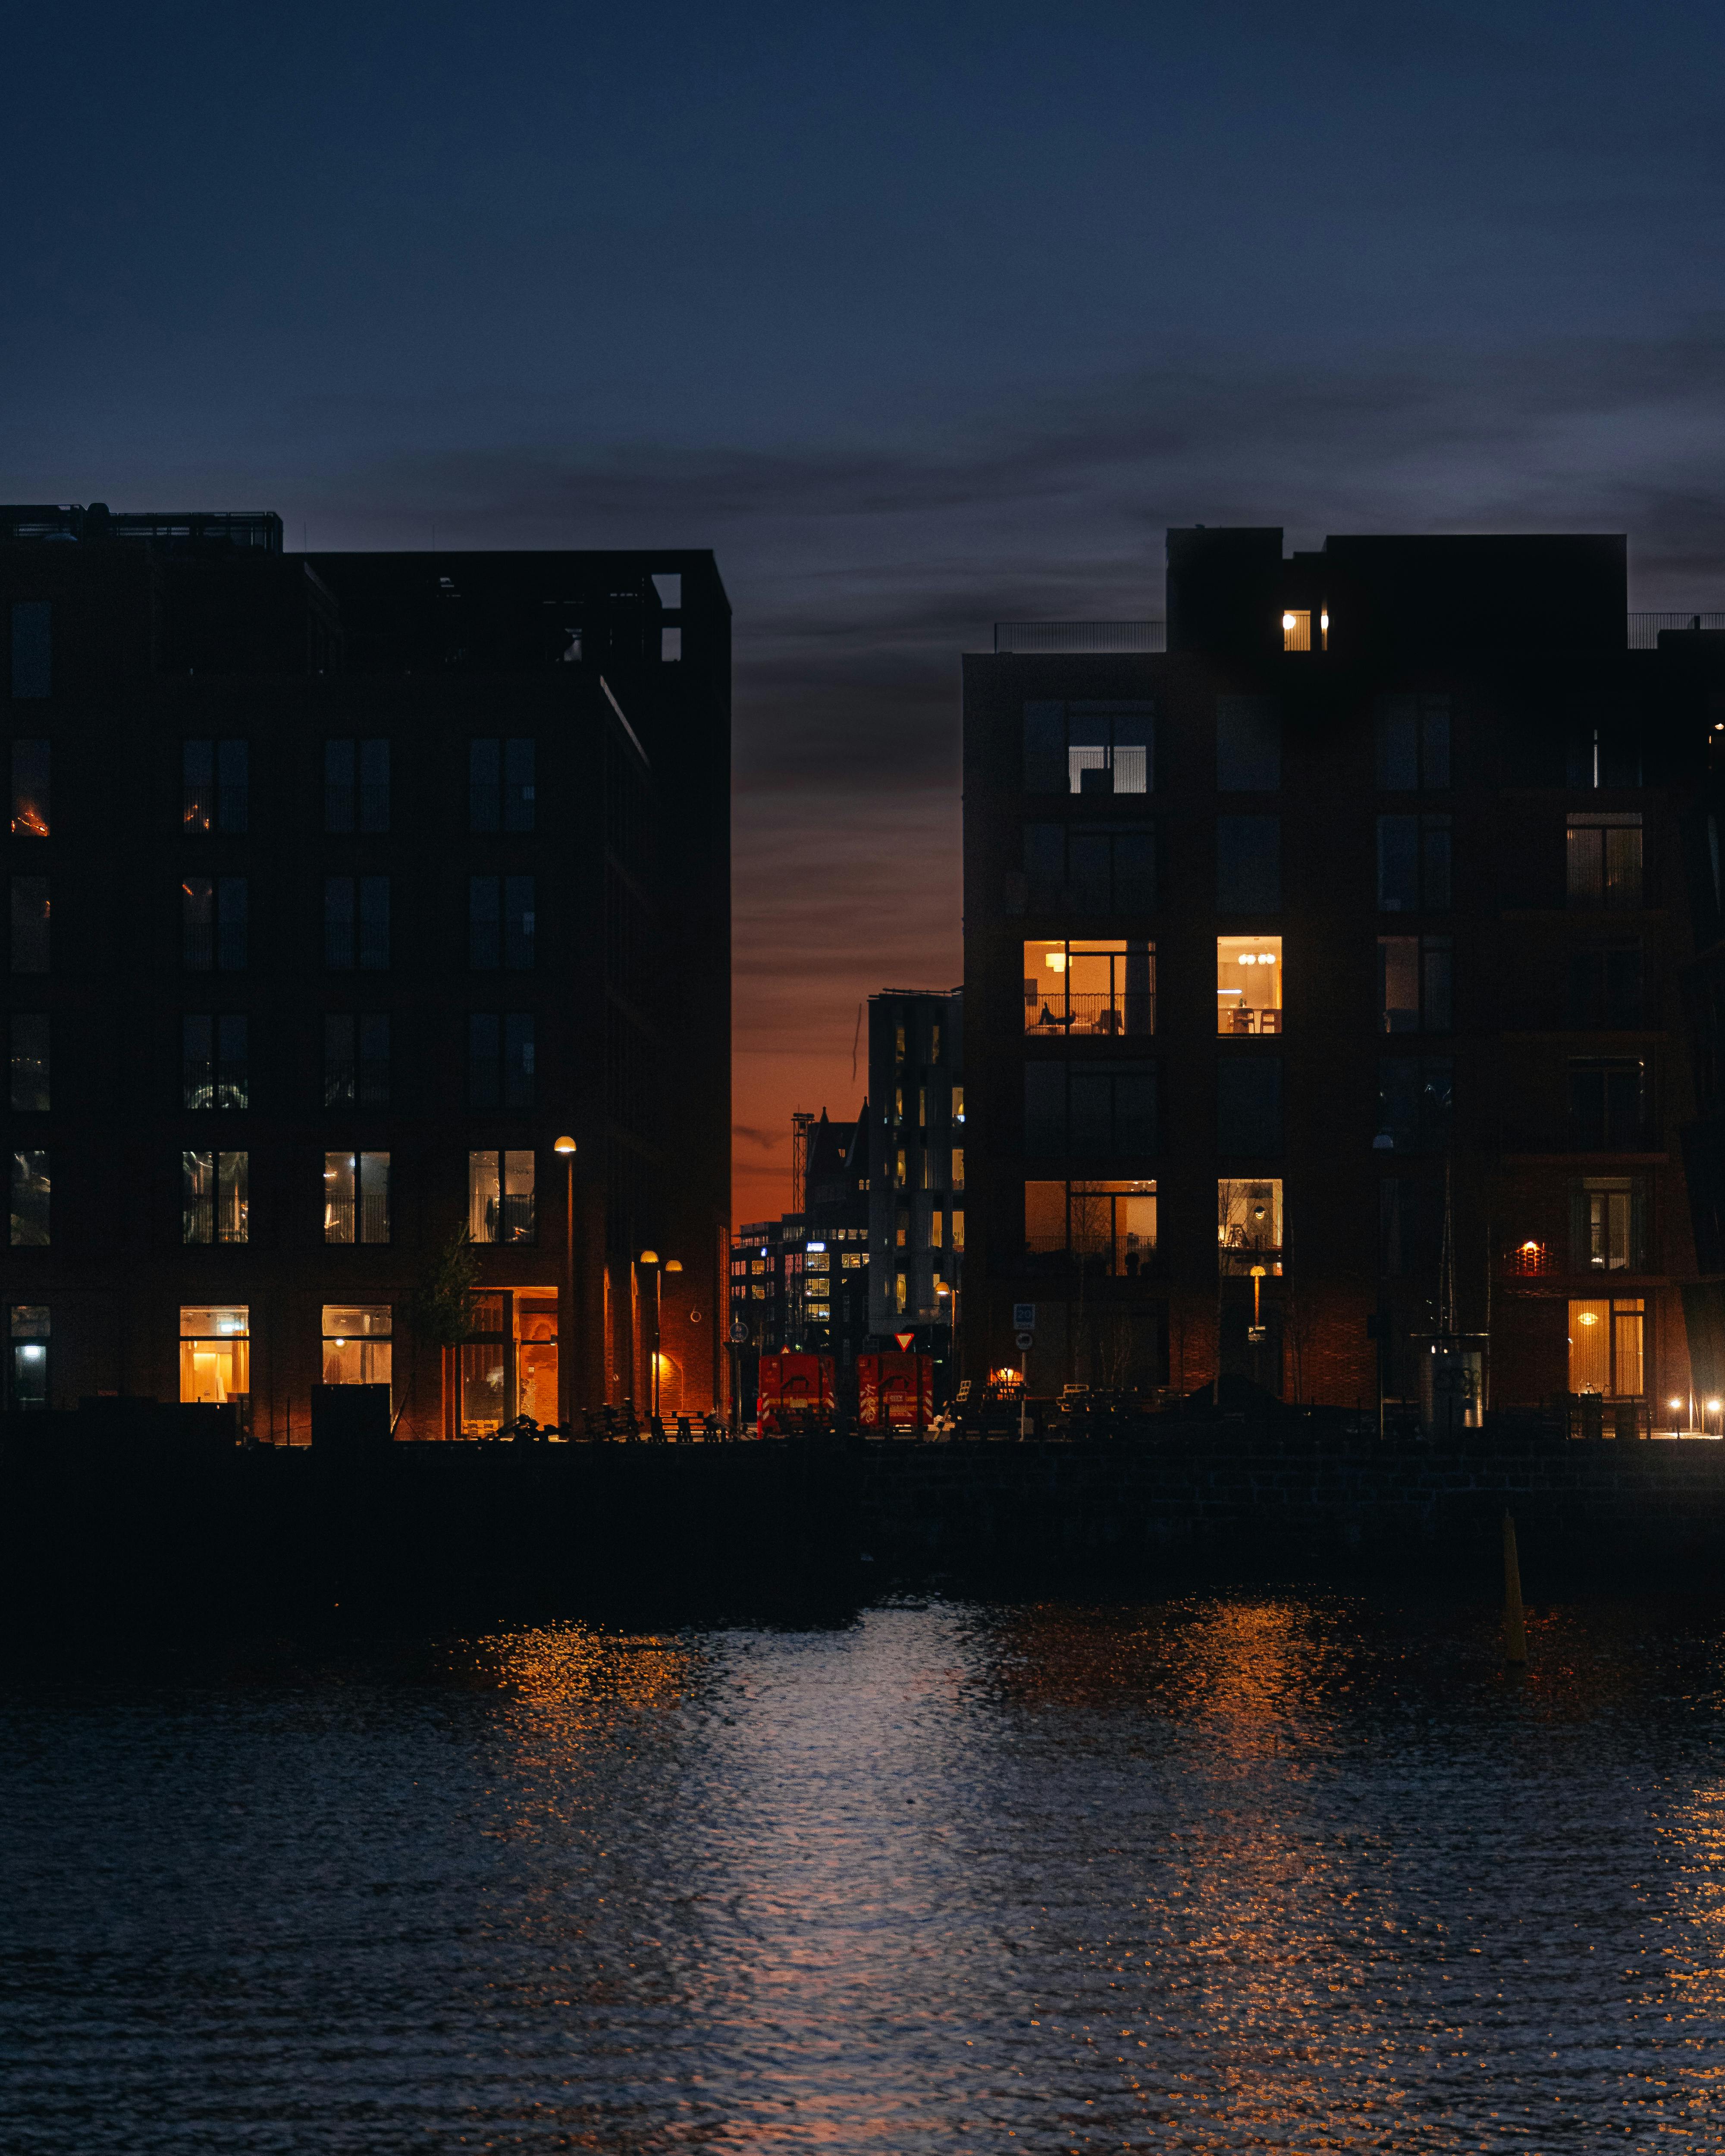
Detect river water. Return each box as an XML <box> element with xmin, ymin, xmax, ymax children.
<box><xmin>4</xmin><ymin>1590</ymin><xmax>1725</xmax><ymax>2152</ymax></box>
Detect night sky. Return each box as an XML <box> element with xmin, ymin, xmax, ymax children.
<box><xmin>6</xmin><ymin>2</ymin><xmax>1725</xmax><ymax>1222</ymax></box>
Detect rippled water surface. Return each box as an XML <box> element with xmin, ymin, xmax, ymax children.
<box><xmin>6</xmin><ymin>1592</ymin><xmax>1725</xmax><ymax>2152</ymax></box>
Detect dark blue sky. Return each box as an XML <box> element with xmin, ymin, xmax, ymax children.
<box><xmin>7</xmin><ymin>0</ymin><xmax>1724</xmax><ymax>1213</ymax></box>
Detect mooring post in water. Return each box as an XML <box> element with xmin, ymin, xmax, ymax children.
<box><xmin>1502</xmin><ymin>1508</ymin><xmax>1528</xmax><ymax>1665</ymax></box>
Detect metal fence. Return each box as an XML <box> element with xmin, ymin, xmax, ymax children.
<box><xmin>994</xmin><ymin>621</ymin><xmax>1166</xmax><ymax>654</ymax></box>
<box><xmin>1627</xmin><ymin>612</ymin><xmax>1725</xmax><ymax>649</ymax></box>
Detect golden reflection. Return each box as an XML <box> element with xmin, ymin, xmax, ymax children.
<box><xmin>453</xmin><ymin>1622</ymin><xmax>700</xmax><ymax>1707</ymax></box>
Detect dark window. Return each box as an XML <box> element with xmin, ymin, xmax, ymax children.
<box><xmin>1216</xmin><ymin>696</ymin><xmax>1280</xmax><ymax>790</ymax></box>
<box><xmin>1569</xmin><ymin>1176</ymin><xmax>1647</xmax><ymax>1270</ymax></box>
<box><xmin>10</xmin><ymin>1151</ymin><xmax>49</xmax><ymax>1245</ymax></box>
<box><xmin>325</xmin><ymin>877</ymin><xmax>389</xmax><ymax>969</ymax></box>
<box><xmin>182</xmin><ymin>1015</ymin><xmax>249</xmax><ymax>1109</ymax></box>
<box><xmin>323</xmin><ymin>1013</ymin><xmax>390</xmax><ymax>1107</ymax></box>
<box><xmin>1217</xmin><ymin>816</ymin><xmax>1280</xmax><ymax>911</ymax></box>
<box><xmin>10</xmin><ymin>877</ymin><xmax>49</xmax><ymax>971</ymax></box>
<box><xmin>1217</xmin><ymin>1058</ymin><xmax>1283</xmax><ymax>1154</ymax></box>
<box><xmin>1019</xmin><ymin>823</ymin><xmax>1155</xmax><ymax>913</ymax></box>
<box><xmin>182</xmin><ymin>740</ymin><xmax>249</xmax><ymax>834</ymax></box>
<box><xmin>1024</xmin><ymin>1060</ymin><xmax>1157</xmax><ymax>1157</ymax></box>
<box><xmin>324</xmin><ymin>738</ymin><xmax>390</xmax><ymax>833</ymax></box>
<box><xmin>1022</xmin><ymin>702</ymin><xmax>1154</xmax><ymax>796</ymax></box>
<box><xmin>9</xmin><ymin>1013</ymin><xmax>48</xmax><ymax>1110</ymax></box>
<box><xmin>9</xmin><ymin>602</ymin><xmax>51</xmax><ymax>700</ymax></box>
<box><xmin>504</xmin><ymin>739</ymin><xmax>536</xmax><ymax>831</ymax></box>
<box><xmin>185</xmin><ymin>876</ymin><xmax>249</xmax><ymax>971</ymax></box>
<box><xmin>182</xmin><ymin>1150</ymin><xmax>249</xmax><ymax>1244</ymax></box>
<box><xmin>323</xmin><ymin>1150</ymin><xmax>390</xmax><ymax>1244</ymax></box>
<box><xmin>468</xmin><ymin>1013</ymin><xmax>536</xmax><ymax>1108</ymax></box>
<box><xmin>10</xmin><ymin>739</ymin><xmax>49</xmax><ymax>836</ymax></box>
<box><xmin>1376</xmin><ymin>814</ymin><xmax>1452</xmax><ymax>911</ymax></box>
<box><xmin>1378</xmin><ymin>936</ymin><xmax>1453</xmax><ymax>1032</ymax></box>
<box><xmin>1568</xmin><ymin>815</ymin><xmax>1643</xmax><ymax>909</ymax></box>
<box><xmin>1568</xmin><ymin>1059</ymin><xmax>1648</xmax><ymax>1149</ymax></box>
<box><xmin>470</xmin><ymin>876</ymin><xmax>535</xmax><ymax>969</ymax></box>
<box><xmin>469</xmin><ymin>738</ymin><xmax>536</xmax><ymax>832</ymax></box>
<box><xmin>1566</xmin><ymin>724</ymin><xmax>1643</xmax><ymax>789</ymax></box>
<box><xmin>1375</xmin><ymin>695</ymin><xmax>1450</xmax><ymax>790</ymax></box>
<box><xmin>1568</xmin><ymin>946</ymin><xmax>1644</xmax><ymax>1029</ymax></box>
<box><xmin>1379</xmin><ymin>1178</ymin><xmax>1443</xmax><ymax>1279</ymax></box>
<box><xmin>1377</xmin><ymin>1058</ymin><xmax>1453</xmax><ymax>1152</ymax></box>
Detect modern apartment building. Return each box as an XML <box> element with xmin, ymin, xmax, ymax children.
<box><xmin>866</xmin><ymin>989</ymin><xmax>965</xmax><ymax>1380</ymax></box>
<box><xmin>3</xmin><ymin>503</ymin><xmax>730</xmax><ymax>1436</ymax></box>
<box><xmin>963</xmin><ymin>527</ymin><xmax>1725</xmax><ymax>1419</ymax></box>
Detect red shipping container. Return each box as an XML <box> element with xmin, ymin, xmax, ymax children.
<box><xmin>857</xmin><ymin>1352</ymin><xmax>933</xmax><ymax>1432</ymax></box>
<box><xmin>757</xmin><ymin>1352</ymin><xmax>834</xmax><ymax>1433</ymax></box>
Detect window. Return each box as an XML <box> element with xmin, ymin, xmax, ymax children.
<box><xmin>10</xmin><ymin>1013</ymin><xmax>48</xmax><ymax>1109</ymax></box>
<box><xmin>1568</xmin><ymin>813</ymin><xmax>1643</xmax><ymax>909</ymax></box>
<box><xmin>1568</xmin><ymin>1059</ymin><xmax>1648</xmax><ymax>1150</ymax></box>
<box><xmin>1018</xmin><ymin>822</ymin><xmax>1155</xmax><ymax>914</ymax></box>
<box><xmin>1022</xmin><ymin>938</ymin><xmax>1154</xmax><ymax>1036</ymax></box>
<box><xmin>470</xmin><ymin>875</ymin><xmax>536</xmax><ymax>969</ymax></box>
<box><xmin>1218</xmin><ymin>1178</ymin><xmax>1283</xmax><ymax>1275</ymax></box>
<box><xmin>1568</xmin><ymin>946</ymin><xmax>1643</xmax><ymax>1030</ymax></box>
<box><xmin>895</xmin><ymin>1271</ymin><xmax>907</xmax><ymax>1314</ymax></box>
<box><xmin>182</xmin><ymin>1151</ymin><xmax>248</xmax><ymax>1244</ymax></box>
<box><xmin>182</xmin><ymin>1015</ymin><xmax>249</xmax><ymax>1109</ymax></box>
<box><xmin>323</xmin><ymin>1151</ymin><xmax>390</xmax><ymax>1244</ymax></box>
<box><xmin>952</xmin><ymin>1147</ymin><xmax>965</xmax><ymax>1191</ymax></box>
<box><xmin>324</xmin><ymin>876</ymin><xmax>389</xmax><ymax>969</ymax></box>
<box><xmin>322</xmin><ymin>1304</ymin><xmax>392</xmax><ymax>1388</ymax></box>
<box><xmin>1216</xmin><ymin>816</ymin><xmax>1281</xmax><ymax>911</ymax></box>
<box><xmin>951</xmin><ymin>1209</ymin><xmax>965</xmax><ymax>1250</ymax></box>
<box><xmin>9</xmin><ymin>1305</ymin><xmax>49</xmax><ymax>1411</ymax></box>
<box><xmin>1024</xmin><ymin>1060</ymin><xmax>1158</xmax><ymax>1157</ymax></box>
<box><xmin>1571</xmin><ymin>1176</ymin><xmax>1646</xmax><ymax>1272</ymax></box>
<box><xmin>1377</xmin><ymin>815</ymin><xmax>1452</xmax><ymax>912</ymax></box>
<box><xmin>1375</xmin><ymin>695</ymin><xmax>1451</xmax><ymax>790</ymax></box>
<box><xmin>454</xmin><ymin>1289</ymin><xmax>559</xmax><ymax>1432</ymax></box>
<box><xmin>180</xmin><ymin>1305</ymin><xmax>248</xmax><ymax>1407</ymax></box>
<box><xmin>661</xmin><ymin>626</ymin><xmax>682</xmax><ymax>663</ymax></box>
<box><xmin>10</xmin><ymin>739</ymin><xmax>48</xmax><ymax>835</ymax></box>
<box><xmin>1378</xmin><ymin>936</ymin><xmax>1452</xmax><ymax>1032</ymax></box>
<box><xmin>1566</xmin><ymin>725</ymin><xmax>1642</xmax><ymax>789</ymax></box>
<box><xmin>1217</xmin><ymin>1060</ymin><xmax>1283</xmax><ymax>1154</ymax></box>
<box><xmin>468</xmin><ymin>1149</ymin><xmax>536</xmax><ymax>1244</ymax></box>
<box><xmin>1024</xmin><ymin>1179</ymin><xmax>1157</xmax><ymax>1276</ymax></box>
<box><xmin>323</xmin><ymin>738</ymin><xmax>390</xmax><ymax>833</ymax></box>
<box><xmin>183</xmin><ymin>876</ymin><xmax>247</xmax><ymax>970</ymax></box>
<box><xmin>1568</xmin><ymin>1297</ymin><xmax>1644</xmax><ymax>1398</ymax></box>
<box><xmin>10</xmin><ymin>1150</ymin><xmax>48</xmax><ymax>1245</ymax></box>
<box><xmin>323</xmin><ymin>1013</ymin><xmax>390</xmax><ymax>1107</ymax></box>
<box><xmin>952</xmin><ymin>1084</ymin><xmax>965</xmax><ymax>1126</ymax></box>
<box><xmin>652</xmin><ymin>571</ymin><xmax>683</xmax><ymax>610</ymax></box>
<box><xmin>469</xmin><ymin>739</ymin><xmax>536</xmax><ymax>833</ymax></box>
<box><xmin>182</xmin><ymin>740</ymin><xmax>249</xmax><ymax>834</ymax></box>
<box><xmin>1217</xmin><ymin>936</ymin><xmax>1283</xmax><ymax>1034</ymax></box>
<box><xmin>1216</xmin><ymin>696</ymin><xmax>1280</xmax><ymax>790</ymax></box>
<box><xmin>11</xmin><ymin>876</ymin><xmax>48</xmax><ymax>971</ymax></box>
<box><xmin>1378</xmin><ymin>1178</ymin><xmax>1442</xmax><ymax>1280</ymax></box>
<box><xmin>468</xmin><ymin>1013</ymin><xmax>536</xmax><ymax>1108</ymax></box>
<box><xmin>1281</xmin><ymin>609</ymin><xmax>1312</xmax><ymax>654</ymax></box>
<box><xmin>1376</xmin><ymin>1058</ymin><xmax>1453</xmax><ymax>1153</ymax></box>
<box><xmin>10</xmin><ymin>602</ymin><xmax>51</xmax><ymax>699</ymax></box>
<box><xmin>1022</xmin><ymin>701</ymin><xmax>1154</xmax><ymax>796</ymax></box>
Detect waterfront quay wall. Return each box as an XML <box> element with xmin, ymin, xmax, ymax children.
<box><xmin>5</xmin><ymin>1413</ymin><xmax>1725</xmax><ymax>1617</ymax></box>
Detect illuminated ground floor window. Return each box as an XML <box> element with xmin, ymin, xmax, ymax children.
<box><xmin>180</xmin><ymin>1305</ymin><xmax>249</xmax><ymax>1406</ymax></box>
<box><xmin>9</xmin><ymin>1304</ymin><xmax>48</xmax><ymax>1410</ymax></box>
<box><xmin>451</xmin><ymin>1288</ymin><xmax>558</xmax><ymax>1434</ymax></box>
<box><xmin>1218</xmin><ymin>1179</ymin><xmax>1283</xmax><ymax>1275</ymax></box>
<box><xmin>322</xmin><ymin>1304</ymin><xmax>392</xmax><ymax>1388</ymax></box>
<box><xmin>1569</xmin><ymin>1297</ymin><xmax>1644</xmax><ymax>1398</ymax></box>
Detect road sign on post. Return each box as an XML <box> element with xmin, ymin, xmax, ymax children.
<box><xmin>1012</xmin><ymin>1303</ymin><xmax>1036</xmax><ymax>1331</ymax></box>
<box><xmin>1015</xmin><ymin>1331</ymin><xmax>1035</xmax><ymax>1350</ymax></box>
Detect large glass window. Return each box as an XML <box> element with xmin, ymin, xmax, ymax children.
<box><xmin>182</xmin><ymin>740</ymin><xmax>249</xmax><ymax>834</ymax></box>
<box><xmin>1376</xmin><ymin>1058</ymin><xmax>1454</xmax><ymax>1153</ymax></box>
<box><xmin>1024</xmin><ymin>1061</ymin><xmax>1158</xmax><ymax>1157</ymax></box>
<box><xmin>183</xmin><ymin>875</ymin><xmax>247</xmax><ymax>970</ymax></box>
<box><xmin>10</xmin><ymin>739</ymin><xmax>48</xmax><ymax>836</ymax></box>
<box><xmin>1568</xmin><ymin>813</ymin><xmax>1643</xmax><ymax>909</ymax></box>
<box><xmin>10</xmin><ymin>602</ymin><xmax>51</xmax><ymax>699</ymax></box>
<box><xmin>1376</xmin><ymin>814</ymin><xmax>1452</xmax><ymax>911</ymax></box>
<box><xmin>1378</xmin><ymin>936</ymin><xmax>1452</xmax><ymax>1032</ymax></box>
<box><xmin>182</xmin><ymin>1150</ymin><xmax>248</xmax><ymax>1244</ymax></box>
<box><xmin>1216</xmin><ymin>696</ymin><xmax>1280</xmax><ymax>790</ymax></box>
<box><xmin>322</xmin><ymin>1304</ymin><xmax>393</xmax><ymax>1388</ymax></box>
<box><xmin>1568</xmin><ymin>1059</ymin><xmax>1648</xmax><ymax>1150</ymax></box>
<box><xmin>1217</xmin><ymin>1060</ymin><xmax>1283</xmax><ymax>1155</ymax></box>
<box><xmin>1216</xmin><ymin>816</ymin><xmax>1281</xmax><ymax>911</ymax></box>
<box><xmin>10</xmin><ymin>1151</ymin><xmax>48</xmax><ymax>1245</ymax></box>
<box><xmin>182</xmin><ymin>1015</ymin><xmax>249</xmax><ymax>1109</ymax></box>
<box><xmin>179</xmin><ymin>1305</ymin><xmax>249</xmax><ymax>1407</ymax></box>
<box><xmin>1018</xmin><ymin>823</ymin><xmax>1155</xmax><ymax>914</ymax></box>
<box><xmin>1022</xmin><ymin>702</ymin><xmax>1154</xmax><ymax>796</ymax></box>
<box><xmin>1218</xmin><ymin>1178</ymin><xmax>1283</xmax><ymax>1275</ymax></box>
<box><xmin>468</xmin><ymin>1149</ymin><xmax>536</xmax><ymax>1244</ymax></box>
<box><xmin>323</xmin><ymin>1151</ymin><xmax>390</xmax><ymax>1244</ymax></box>
<box><xmin>323</xmin><ymin>1013</ymin><xmax>390</xmax><ymax>1106</ymax></box>
<box><xmin>1568</xmin><ymin>945</ymin><xmax>1643</xmax><ymax>1029</ymax></box>
<box><xmin>467</xmin><ymin>1012</ymin><xmax>536</xmax><ymax>1109</ymax></box>
<box><xmin>455</xmin><ymin>1288</ymin><xmax>558</xmax><ymax>1433</ymax></box>
<box><xmin>11</xmin><ymin>876</ymin><xmax>48</xmax><ymax>971</ymax></box>
<box><xmin>1568</xmin><ymin>1297</ymin><xmax>1643</xmax><ymax>1398</ymax></box>
<box><xmin>9</xmin><ymin>1305</ymin><xmax>49</xmax><ymax>1411</ymax></box>
<box><xmin>1023</xmin><ymin>1179</ymin><xmax>1157</xmax><ymax>1276</ymax></box>
<box><xmin>469</xmin><ymin>876</ymin><xmax>536</xmax><ymax>970</ymax></box>
<box><xmin>9</xmin><ymin>1013</ymin><xmax>48</xmax><ymax>1110</ymax></box>
<box><xmin>323</xmin><ymin>738</ymin><xmax>390</xmax><ymax>833</ymax></box>
<box><xmin>1375</xmin><ymin>695</ymin><xmax>1451</xmax><ymax>790</ymax></box>
<box><xmin>1022</xmin><ymin>938</ymin><xmax>1154</xmax><ymax>1036</ymax></box>
<box><xmin>324</xmin><ymin>875</ymin><xmax>389</xmax><ymax>969</ymax></box>
<box><xmin>469</xmin><ymin>739</ymin><xmax>537</xmax><ymax>833</ymax></box>
<box><xmin>1571</xmin><ymin>1176</ymin><xmax>1646</xmax><ymax>1272</ymax></box>
<box><xmin>1217</xmin><ymin>935</ymin><xmax>1283</xmax><ymax>1034</ymax></box>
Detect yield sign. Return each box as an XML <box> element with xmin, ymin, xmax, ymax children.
<box><xmin>894</xmin><ymin>1331</ymin><xmax>916</xmax><ymax>1352</ymax></box>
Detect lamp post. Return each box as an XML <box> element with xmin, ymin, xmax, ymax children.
<box><xmin>554</xmin><ymin>1136</ymin><xmax>577</xmax><ymax>1429</ymax></box>
<box><xmin>662</xmin><ymin>1258</ymin><xmax>682</xmax><ymax>1418</ymax></box>
<box><xmin>636</xmin><ymin>1251</ymin><xmax>657</xmax><ymax>1417</ymax></box>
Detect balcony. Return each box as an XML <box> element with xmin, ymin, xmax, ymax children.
<box><xmin>1024</xmin><ymin>939</ymin><xmax>1155</xmax><ymax>1038</ymax></box>
<box><xmin>994</xmin><ymin>621</ymin><xmax>1166</xmax><ymax>655</ymax></box>
<box><xmin>1627</xmin><ymin>612</ymin><xmax>1725</xmax><ymax>649</ymax></box>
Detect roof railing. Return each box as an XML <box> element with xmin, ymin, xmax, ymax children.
<box><xmin>993</xmin><ymin>621</ymin><xmax>1165</xmax><ymax>654</ymax></box>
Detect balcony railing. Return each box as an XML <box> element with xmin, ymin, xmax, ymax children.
<box><xmin>994</xmin><ymin>621</ymin><xmax>1166</xmax><ymax>655</ymax></box>
<box><xmin>1024</xmin><ymin>990</ymin><xmax>1154</xmax><ymax>1037</ymax></box>
<box><xmin>1627</xmin><ymin>612</ymin><xmax>1725</xmax><ymax>649</ymax></box>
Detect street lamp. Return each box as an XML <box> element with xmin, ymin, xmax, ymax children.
<box><xmin>637</xmin><ymin>1250</ymin><xmax>659</xmax><ymax>1421</ymax></box>
<box><xmin>661</xmin><ymin>1258</ymin><xmax>682</xmax><ymax>1418</ymax></box>
<box><xmin>554</xmin><ymin>1137</ymin><xmax>576</xmax><ymax>1428</ymax></box>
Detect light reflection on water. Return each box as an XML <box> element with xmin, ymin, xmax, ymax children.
<box><xmin>5</xmin><ymin>1592</ymin><xmax>1725</xmax><ymax>2152</ymax></box>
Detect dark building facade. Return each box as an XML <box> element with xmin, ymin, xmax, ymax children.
<box><xmin>866</xmin><ymin>990</ymin><xmax>965</xmax><ymax>1383</ymax></box>
<box><xmin>4</xmin><ymin>503</ymin><xmax>730</xmax><ymax>1436</ymax></box>
<box><xmin>965</xmin><ymin>527</ymin><xmax>1725</xmax><ymax>1420</ymax></box>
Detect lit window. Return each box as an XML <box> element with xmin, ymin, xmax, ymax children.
<box><xmin>1217</xmin><ymin>1178</ymin><xmax>1283</xmax><ymax>1275</ymax></box>
<box><xmin>179</xmin><ymin>1304</ymin><xmax>249</xmax><ymax>1406</ymax></box>
<box><xmin>1025</xmin><ymin>1180</ymin><xmax>1157</xmax><ymax>1275</ymax></box>
<box><xmin>1281</xmin><ymin>609</ymin><xmax>1311</xmax><ymax>652</ymax></box>
<box><xmin>323</xmin><ymin>1151</ymin><xmax>390</xmax><ymax>1244</ymax></box>
<box><xmin>952</xmin><ymin>1084</ymin><xmax>965</xmax><ymax>1125</ymax></box>
<box><xmin>1216</xmin><ymin>936</ymin><xmax>1283</xmax><ymax>1035</ymax></box>
<box><xmin>8</xmin><ymin>1304</ymin><xmax>49</xmax><ymax>1411</ymax></box>
<box><xmin>1568</xmin><ymin>1297</ymin><xmax>1644</xmax><ymax>1399</ymax></box>
<box><xmin>468</xmin><ymin>1149</ymin><xmax>536</xmax><ymax>1244</ymax></box>
<box><xmin>951</xmin><ymin>1210</ymin><xmax>965</xmax><ymax>1250</ymax></box>
<box><xmin>182</xmin><ymin>1151</ymin><xmax>248</xmax><ymax>1244</ymax></box>
<box><xmin>1023</xmin><ymin>938</ymin><xmax>1154</xmax><ymax>1037</ymax></box>
<box><xmin>9</xmin><ymin>739</ymin><xmax>49</xmax><ymax>836</ymax></box>
<box><xmin>322</xmin><ymin>1304</ymin><xmax>392</xmax><ymax>1388</ymax></box>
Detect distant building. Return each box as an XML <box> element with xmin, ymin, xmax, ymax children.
<box><xmin>2</xmin><ymin>502</ymin><xmax>731</xmax><ymax>1433</ymax></box>
<box><xmin>866</xmin><ymin>990</ymin><xmax>965</xmax><ymax>1387</ymax></box>
<box><xmin>965</xmin><ymin>527</ymin><xmax>1725</xmax><ymax>1419</ymax></box>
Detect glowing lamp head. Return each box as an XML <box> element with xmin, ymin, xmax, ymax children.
<box><xmin>1671</xmin><ymin>1398</ymin><xmax>1685</xmax><ymax>1410</ymax></box>
<box><xmin>638</xmin><ymin>1249</ymin><xmax>659</xmax><ymax>1266</ymax></box>
<box><xmin>1044</xmin><ymin>951</ymin><xmax>1066</xmax><ymax>972</ymax></box>
<box><xmin>1281</xmin><ymin>611</ymin><xmax>1296</xmax><ymax>630</ymax></box>
<box><xmin>664</xmin><ymin>1259</ymin><xmax>683</xmax><ymax>1274</ymax></box>
<box><xmin>1710</xmin><ymin>1401</ymin><xmax>1722</xmax><ymax>1413</ymax></box>
<box><xmin>1578</xmin><ymin>1313</ymin><xmax>1598</xmax><ymax>1326</ymax></box>
<box><xmin>553</xmin><ymin>1134</ymin><xmax>577</xmax><ymax>1156</ymax></box>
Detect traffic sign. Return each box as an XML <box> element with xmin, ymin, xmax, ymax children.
<box><xmin>1012</xmin><ymin>1302</ymin><xmax>1036</xmax><ymax>1330</ymax></box>
<box><xmin>894</xmin><ymin>1331</ymin><xmax>916</xmax><ymax>1352</ymax></box>
<box><xmin>728</xmin><ymin>1322</ymin><xmax>748</xmax><ymax>1345</ymax></box>
<box><xmin>1015</xmin><ymin>1332</ymin><xmax>1035</xmax><ymax>1351</ymax></box>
